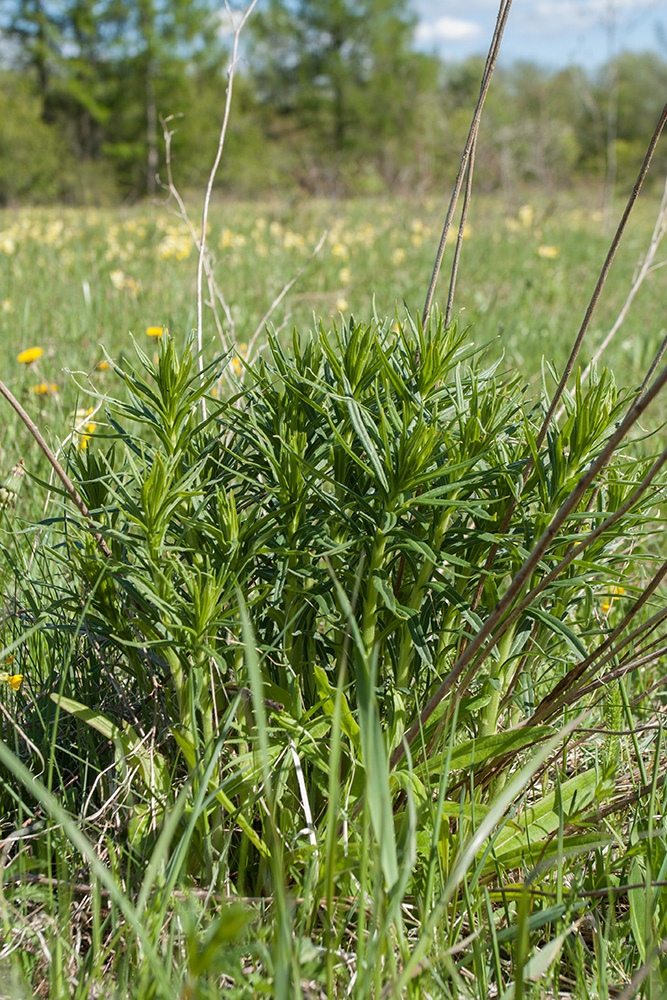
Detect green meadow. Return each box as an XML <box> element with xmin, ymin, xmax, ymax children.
<box><xmin>1</xmin><ymin>186</ymin><xmax>665</xmax><ymax>465</ymax></box>
<box><xmin>1</xmin><ymin>180</ymin><xmax>667</xmax><ymax>998</ymax></box>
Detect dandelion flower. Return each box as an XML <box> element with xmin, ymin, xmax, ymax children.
<box><xmin>17</xmin><ymin>347</ymin><xmax>43</xmax><ymax>364</ymax></box>
<box><xmin>339</xmin><ymin>266</ymin><xmax>351</xmax><ymax>285</ymax></box>
<box><xmin>536</xmin><ymin>245</ymin><xmax>559</xmax><ymax>260</ymax></box>
<box><xmin>97</xmin><ymin>361</ymin><xmax>110</xmax><ymax>371</ymax></box>
<box><xmin>335</xmin><ymin>296</ymin><xmax>348</xmax><ymax>313</ymax></box>
<box><xmin>29</xmin><ymin>382</ymin><xmax>58</xmax><ymax>396</ymax></box>
<box><xmin>146</xmin><ymin>326</ymin><xmax>164</xmax><ymax>338</ymax></box>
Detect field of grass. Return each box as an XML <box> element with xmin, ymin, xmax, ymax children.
<box><xmin>1</xmin><ymin>184</ymin><xmax>665</xmax><ymax>476</ymax></box>
<box><xmin>1</xmin><ymin>180</ymin><xmax>667</xmax><ymax>998</ymax></box>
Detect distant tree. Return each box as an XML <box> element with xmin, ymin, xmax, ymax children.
<box><xmin>101</xmin><ymin>0</ymin><xmax>225</xmax><ymax>195</ymax></box>
<box><xmin>248</xmin><ymin>0</ymin><xmax>431</xmax><ymax>189</ymax></box>
<box><xmin>0</xmin><ymin>0</ymin><xmax>119</xmax><ymax>159</ymax></box>
<box><xmin>0</xmin><ymin>70</ymin><xmax>70</xmax><ymax>203</ymax></box>
<box><xmin>0</xmin><ymin>0</ymin><xmax>226</xmax><ymax>197</ymax></box>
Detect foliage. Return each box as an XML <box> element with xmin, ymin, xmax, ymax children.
<box><xmin>0</xmin><ymin>72</ymin><xmax>71</xmax><ymax>204</ymax></box>
<box><xmin>1</xmin><ymin>0</ymin><xmax>667</xmax><ymax>200</ymax></box>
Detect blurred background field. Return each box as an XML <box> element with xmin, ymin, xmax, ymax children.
<box><xmin>1</xmin><ymin>0</ymin><xmax>666</xmax><ymax>482</ymax></box>
<box><xmin>1</xmin><ymin>184</ymin><xmax>665</xmax><ymax>479</ymax></box>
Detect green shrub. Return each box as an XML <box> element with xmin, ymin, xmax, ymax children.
<box><xmin>2</xmin><ymin>310</ymin><xmax>666</xmax><ymax>993</ymax></box>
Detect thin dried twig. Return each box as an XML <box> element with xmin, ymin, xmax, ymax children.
<box><xmin>389</xmin><ymin>354</ymin><xmax>667</xmax><ymax>772</ymax></box>
<box><xmin>195</xmin><ymin>0</ymin><xmax>259</xmax><ymax>413</ymax></box>
<box><xmin>467</xmin><ymin>107</ymin><xmax>667</xmax><ymax>616</ymax></box>
<box><xmin>534</xmin><ymin>101</ymin><xmax>667</xmax><ymax>453</ymax></box>
<box><xmin>245</xmin><ymin>230</ymin><xmax>329</xmax><ymax>361</ymax></box>
<box><xmin>161</xmin><ymin>114</ymin><xmax>234</xmax><ymax>348</ymax></box>
<box><xmin>557</xmin><ymin>170</ymin><xmax>667</xmax><ymax>419</ymax></box>
<box><xmin>0</xmin><ymin>379</ymin><xmax>111</xmax><ymax>559</ymax></box>
<box><xmin>422</xmin><ymin>0</ymin><xmax>512</xmax><ymax>328</ymax></box>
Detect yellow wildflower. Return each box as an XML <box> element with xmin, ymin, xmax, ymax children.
<box><xmin>335</xmin><ymin>297</ymin><xmax>348</xmax><ymax>313</ymax></box>
<box><xmin>73</xmin><ymin>407</ymin><xmax>96</xmax><ymax>450</ymax></box>
<box><xmin>392</xmin><ymin>248</ymin><xmax>406</xmax><ymax>266</ymax></box>
<box><xmin>518</xmin><ymin>204</ymin><xmax>535</xmax><ymax>228</ymax></box>
<box><xmin>0</xmin><ymin>234</ymin><xmax>16</xmax><ymax>255</ymax></box>
<box><xmin>536</xmin><ymin>245</ymin><xmax>559</xmax><ymax>259</ymax></box>
<box><xmin>339</xmin><ymin>267</ymin><xmax>351</xmax><ymax>285</ymax></box>
<box><xmin>601</xmin><ymin>585</ymin><xmax>625</xmax><ymax>616</ymax></box>
<box><xmin>146</xmin><ymin>326</ymin><xmax>164</xmax><ymax>338</ymax></box>
<box><xmin>283</xmin><ymin>230</ymin><xmax>305</xmax><ymax>251</ymax></box>
<box><xmin>97</xmin><ymin>361</ymin><xmax>110</xmax><ymax>371</ymax></box>
<box><xmin>17</xmin><ymin>347</ymin><xmax>43</xmax><ymax>364</ymax></box>
<box><xmin>0</xmin><ymin>672</ymin><xmax>23</xmax><ymax>691</ymax></box>
<box><xmin>332</xmin><ymin>242</ymin><xmax>349</xmax><ymax>261</ymax></box>
<box><xmin>109</xmin><ymin>269</ymin><xmax>127</xmax><ymax>290</ymax></box>
<box><xmin>29</xmin><ymin>382</ymin><xmax>58</xmax><ymax>396</ymax></box>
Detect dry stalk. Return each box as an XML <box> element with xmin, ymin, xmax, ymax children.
<box><xmin>556</xmin><ymin>169</ymin><xmax>667</xmax><ymax>420</ymax></box>
<box><xmin>467</xmin><ymin>103</ymin><xmax>667</xmax><ymax>617</ymax></box>
<box><xmin>389</xmin><ymin>353</ymin><xmax>667</xmax><ymax>772</ymax></box>
<box><xmin>534</xmin><ymin>101</ymin><xmax>667</xmax><ymax>453</ymax></box>
<box><xmin>161</xmin><ymin>113</ymin><xmax>235</xmax><ymax>351</ymax></box>
<box><xmin>195</xmin><ymin>0</ymin><xmax>260</xmax><ymax>415</ymax></box>
<box><xmin>0</xmin><ymin>379</ymin><xmax>111</xmax><ymax>560</ymax></box>
<box><xmin>422</xmin><ymin>0</ymin><xmax>512</xmax><ymax>327</ymax></box>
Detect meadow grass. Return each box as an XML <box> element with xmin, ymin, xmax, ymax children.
<box><xmin>1</xmin><ymin>184</ymin><xmax>665</xmax><ymax>477</ymax></box>
<box><xmin>1</xmin><ymin>180</ymin><xmax>667</xmax><ymax>998</ymax></box>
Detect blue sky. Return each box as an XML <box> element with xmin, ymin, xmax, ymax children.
<box><xmin>413</xmin><ymin>0</ymin><xmax>666</xmax><ymax>68</ymax></box>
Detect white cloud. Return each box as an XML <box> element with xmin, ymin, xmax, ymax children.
<box><xmin>525</xmin><ymin>0</ymin><xmax>660</xmax><ymax>33</ymax></box>
<box><xmin>415</xmin><ymin>16</ymin><xmax>483</xmax><ymax>44</ymax></box>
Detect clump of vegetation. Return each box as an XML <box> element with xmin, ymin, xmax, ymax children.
<box><xmin>2</xmin><ymin>307</ymin><xmax>667</xmax><ymax>994</ymax></box>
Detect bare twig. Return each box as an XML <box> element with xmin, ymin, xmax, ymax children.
<box><xmin>556</xmin><ymin>170</ymin><xmax>667</xmax><ymax>420</ymax></box>
<box><xmin>195</xmin><ymin>0</ymin><xmax>259</xmax><ymax>414</ymax></box>
<box><xmin>468</xmin><ymin>107</ymin><xmax>667</xmax><ymax>618</ymax></box>
<box><xmin>245</xmin><ymin>230</ymin><xmax>329</xmax><ymax>361</ymax></box>
<box><xmin>533</xmin><ymin>101</ymin><xmax>667</xmax><ymax>453</ymax></box>
<box><xmin>422</xmin><ymin>0</ymin><xmax>512</xmax><ymax>328</ymax></box>
<box><xmin>389</xmin><ymin>354</ymin><xmax>667</xmax><ymax>772</ymax></box>
<box><xmin>0</xmin><ymin>380</ymin><xmax>111</xmax><ymax>559</ymax></box>
<box><xmin>161</xmin><ymin>114</ymin><xmax>234</xmax><ymax>349</ymax></box>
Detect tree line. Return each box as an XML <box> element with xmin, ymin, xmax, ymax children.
<box><xmin>0</xmin><ymin>0</ymin><xmax>665</xmax><ymax>204</ymax></box>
